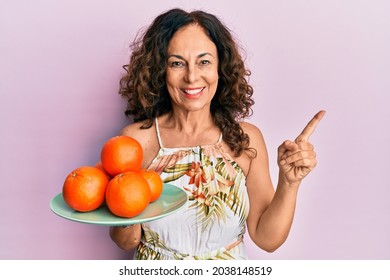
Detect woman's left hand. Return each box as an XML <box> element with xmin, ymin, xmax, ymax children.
<box><xmin>277</xmin><ymin>110</ymin><xmax>326</xmax><ymax>185</ymax></box>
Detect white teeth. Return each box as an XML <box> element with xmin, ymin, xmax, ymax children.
<box><xmin>183</xmin><ymin>88</ymin><xmax>203</xmax><ymax>95</ymax></box>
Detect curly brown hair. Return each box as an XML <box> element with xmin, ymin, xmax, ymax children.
<box><xmin>119</xmin><ymin>8</ymin><xmax>255</xmax><ymax>157</ymax></box>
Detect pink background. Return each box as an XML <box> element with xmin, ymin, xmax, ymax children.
<box><xmin>1</xmin><ymin>0</ymin><xmax>389</xmax><ymax>259</ymax></box>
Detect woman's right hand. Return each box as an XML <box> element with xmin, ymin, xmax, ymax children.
<box><xmin>109</xmin><ymin>224</ymin><xmax>142</xmax><ymax>251</ymax></box>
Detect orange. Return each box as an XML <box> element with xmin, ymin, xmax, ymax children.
<box><xmin>105</xmin><ymin>171</ymin><xmax>151</xmax><ymax>218</ymax></box>
<box><xmin>101</xmin><ymin>135</ymin><xmax>143</xmax><ymax>176</ymax></box>
<box><xmin>139</xmin><ymin>169</ymin><xmax>163</xmax><ymax>202</ymax></box>
<box><xmin>62</xmin><ymin>166</ymin><xmax>109</xmax><ymax>212</ymax></box>
<box><xmin>95</xmin><ymin>161</ymin><xmax>111</xmax><ymax>180</ymax></box>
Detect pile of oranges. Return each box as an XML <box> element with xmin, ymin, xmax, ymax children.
<box><xmin>62</xmin><ymin>136</ymin><xmax>163</xmax><ymax>218</ymax></box>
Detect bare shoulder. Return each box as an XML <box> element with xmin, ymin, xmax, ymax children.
<box><xmin>229</xmin><ymin>121</ymin><xmax>267</xmax><ymax>176</ymax></box>
<box><xmin>120</xmin><ymin>121</ymin><xmax>149</xmax><ymax>138</ymax></box>
<box><xmin>239</xmin><ymin>121</ymin><xmax>266</xmax><ymax>149</ymax></box>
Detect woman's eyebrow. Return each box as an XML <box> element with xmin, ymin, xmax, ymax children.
<box><xmin>167</xmin><ymin>52</ymin><xmax>214</xmax><ymax>59</ymax></box>
<box><xmin>198</xmin><ymin>52</ymin><xmax>214</xmax><ymax>58</ymax></box>
<box><xmin>167</xmin><ymin>54</ymin><xmax>185</xmax><ymax>60</ymax></box>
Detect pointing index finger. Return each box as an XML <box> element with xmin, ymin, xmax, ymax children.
<box><xmin>295</xmin><ymin>110</ymin><xmax>326</xmax><ymax>142</ymax></box>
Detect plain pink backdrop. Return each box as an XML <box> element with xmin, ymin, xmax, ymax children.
<box><xmin>1</xmin><ymin>0</ymin><xmax>389</xmax><ymax>259</ymax></box>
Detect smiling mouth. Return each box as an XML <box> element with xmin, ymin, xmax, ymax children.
<box><xmin>181</xmin><ymin>87</ymin><xmax>205</xmax><ymax>95</ymax></box>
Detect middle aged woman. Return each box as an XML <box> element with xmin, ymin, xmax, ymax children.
<box><xmin>109</xmin><ymin>8</ymin><xmax>325</xmax><ymax>260</ymax></box>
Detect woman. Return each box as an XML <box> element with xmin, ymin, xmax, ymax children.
<box><xmin>110</xmin><ymin>8</ymin><xmax>325</xmax><ymax>260</ymax></box>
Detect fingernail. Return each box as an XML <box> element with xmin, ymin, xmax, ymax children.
<box><xmin>280</xmin><ymin>159</ymin><xmax>286</xmax><ymax>165</ymax></box>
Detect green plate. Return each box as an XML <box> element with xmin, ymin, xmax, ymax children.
<box><xmin>50</xmin><ymin>183</ymin><xmax>187</xmax><ymax>226</ymax></box>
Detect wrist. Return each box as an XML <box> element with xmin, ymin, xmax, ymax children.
<box><xmin>279</xmin><ymin>180</ymin><xmax>300</xmax><ymax>189</ymax></box>
<box><xmin>278</xmin><ymin>172</ymin><xmax>301</xmax><ymax>190</ymax></box>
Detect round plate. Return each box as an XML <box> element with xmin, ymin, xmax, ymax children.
<box><xmin>50</xmin><ymin>183</ymin><xmax>187</xmax><ymax>226</ymax></box>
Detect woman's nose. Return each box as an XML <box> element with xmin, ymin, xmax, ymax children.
<box><xmin>184</xmin><ymin>64</ymin><xmax>199</xmax><ymax>83</ymax></box>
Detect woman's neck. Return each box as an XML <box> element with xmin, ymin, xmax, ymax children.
<box><xmin>165</xmin><ymin>110</ymin><xmax>215</xmax><ymax>135</ymax></box>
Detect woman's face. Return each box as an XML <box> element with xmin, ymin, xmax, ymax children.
<box><xmin>166</xmin><ymin>24</ymin><xmax>219</xmax><ymax>114</ymax></box>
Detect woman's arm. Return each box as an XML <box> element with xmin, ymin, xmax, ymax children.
<box><xmin>244</xmin><ymin>111</ymin><xmax>325</xmax><ymax>252</ymax></box>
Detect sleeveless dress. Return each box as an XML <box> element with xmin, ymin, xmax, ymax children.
<box><xmin>135</xmin><ymin>119</ymin><xmax>250</xmax><ymax>260</ymax></box>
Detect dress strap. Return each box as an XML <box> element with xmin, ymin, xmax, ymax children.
<box><xmin>217</xmin><ymin>132</ymin><xmax>223</xmax><ymax>143</ymax></box>
<box><xmin>155</xmin><ymin>118</ymin><xmax>164</xmax><ymax>148</ymax></box>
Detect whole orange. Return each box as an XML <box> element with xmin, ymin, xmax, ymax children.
<box><xmin>105</xmin><ymin>172</ymin><xmax>151</xmax><ymax>218</ymax></box>
<box><xmin>62</xmin><ymin>166</ymin><xmax>109</xmax><ymax>212</ymax></box>
<box><xmin>101</xmin><ymin>135</ymin><xmax>143</xmax><ymax>176</ymax></box>
<box><xmin>139</xmin><ymin>169</ymin><xmax>163</xmax><ymax>202</ymax></box>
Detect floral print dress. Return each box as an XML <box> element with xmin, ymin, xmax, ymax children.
<box><xmin>135</xmin><ymin>119</ymin><xmax>250</xmax><ymax>260</ymax></box>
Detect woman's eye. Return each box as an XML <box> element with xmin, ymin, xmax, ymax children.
<box><xmin>170</xmin><ymin>61</ymin><xmax>184</xmax><ymax>68</ymax></box>
<box><xmin>200</xmin><ymin>60</ymin><xmax>211</xmax><ymax>65</ymax></box>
